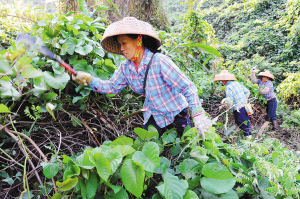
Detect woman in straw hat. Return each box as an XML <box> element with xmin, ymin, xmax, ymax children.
<box><xmin>251</xmin><ymin>67</ymin><xmax>279</xmax><ymax>131</ymax></box>
<box><xmin>214</xmin><ymin>70</ymin><xmax>252</xmax><ymax>136</ymax></box>
<box><xmin>72</xmin><ymin>17</ymin><xmax>211</xmax><ymax>138</ymax></box>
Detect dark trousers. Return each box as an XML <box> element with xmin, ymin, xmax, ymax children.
<box><xmin>143</xmin><ymin>108</ymin><xmax>192</xmax><ymax>137</ymax></box>
<box><xmin>266</xmin><ymin>98</ymin><xmax>278</xmax><ymax>121</ymax></box>
<box><xmin>233</xmin><ymin>107</ymin><xmax>251</xmax><ymax>136</ymax></box>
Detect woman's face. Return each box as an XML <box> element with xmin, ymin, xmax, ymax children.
<box><xmin>262</xmin><ymin>76</ymin><xmax>268</xmax><ymax>82</ymax></box>
<box><xmin>117</xmin><ymin>35</ymin><xmax>138</xmax><ymax>60</ymax></box>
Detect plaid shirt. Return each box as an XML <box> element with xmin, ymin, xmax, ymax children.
<box><xmin>89</xmin><ymin>48</ymin><xmax>202</xmax><ymax>128</ymax></box>
<box><xmin>257</xmin><ymin>79</ymin><xmax>276</xmax><ymax>101</ymax></box>
<box><xmin>225</xmin><ymin>81</ymin><xmax>250</xmax><ymax>108</ymax></box>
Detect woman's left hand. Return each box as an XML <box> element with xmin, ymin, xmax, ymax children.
<box><xmin>193</xmin><ymin>114</ymin><xmax>212</xmax><ymax>140</ymax></box>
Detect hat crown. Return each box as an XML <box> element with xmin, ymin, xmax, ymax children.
<box><xmin>258</xmin><ymin>70</ymin><xmax>274</xmax><ymax>80</ymax></box>
<box><xmin>214</xmin><ymin>70</ymin><xmax>237</xmax><ymax>81</ymax></box>
<box><xmin>101</xmin><ymin>17</ymin><xmax>161</xmax><ymax>55</ymax></box>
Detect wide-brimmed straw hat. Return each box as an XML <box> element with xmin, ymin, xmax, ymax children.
<box><xmin>101</xmin><ymin>17</ymin><xmax>161</xmax><ymax>55</ymax></box>
<box><xmin>214</xmin><ymin>70</ymin><xmax>237</xmax><ymax>81</ymax></box>
<box><xmin>257</xmin><ymin>70</ymin><xmax>274</xmax><ymax>80</ymax></box>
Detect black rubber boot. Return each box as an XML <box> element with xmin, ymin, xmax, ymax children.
<box><xmin>272</xmin><ymin>120</ymin><xmax>280</xmax><ymax>132</ymax></box>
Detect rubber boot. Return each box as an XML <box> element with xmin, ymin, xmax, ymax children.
<box><xmin>272</xmin><ymin>120</ymin><xmax>279</xmax><ymax>132</ymax></box>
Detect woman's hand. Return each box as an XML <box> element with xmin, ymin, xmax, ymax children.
<box><xmin>193</xmin><ymin>114</ymin><xmax>212</xmax><ymax>140</ymax></box>
<box><xmin>72</xmin><ymin>71</ymin><xmax>92</xmax><ymax>86</ymax></box>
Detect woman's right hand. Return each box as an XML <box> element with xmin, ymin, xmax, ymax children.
<box><xmin>252</xmin><ymin>66</ymin><xmax>257</xmax><ymax>72</ymax></box>
<box><xmin>72</xmin><ymin>71</ymin><xmax>92</xmax><ymax>86</ymax></box>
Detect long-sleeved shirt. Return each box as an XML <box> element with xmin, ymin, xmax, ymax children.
<box><xmin>257</xmin><ymin>79</ymin><xmax>276</xmax><ymax>101</ymax></box>
<box><xmin>89</xmin><ymin>48</ymin><xmax>202</xmax><ymax>128</ymax></box>
<box><xmin>225</xmin><ymin>81</ymin><xmax>250</xmax><ymax>109</ymax></box>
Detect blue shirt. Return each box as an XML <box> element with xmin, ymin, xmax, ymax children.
<box><xmin>225</xmin><ymin>81</ymin><xmax>250</xmax><ymax>107</ymax></box>
<box><xmin>89</xmin><ymin>48</ymin><xmax>203</xmax><ymax>128</ymax></box>
<box><xmin>257</xmin><ymin>79</ymin><xmax>276</xmax><ymax>101</ymax></box>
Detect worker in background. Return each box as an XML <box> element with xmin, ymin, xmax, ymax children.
<box><xmin>214</xmin><ymin>70</ymin><xmax>251</xmax><ymax>136</ymax></box>
<box><xmin>251</xmin><ymin>67</ymin><xmax>279</xmax><ymax>131</ymax></box>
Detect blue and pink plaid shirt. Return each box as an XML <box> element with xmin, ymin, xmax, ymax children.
<box><xmin>89</xmin><ymin>48</ymin><xmax>203</xmax><ymax>128</ymax></box>
<box><xmin>225</xmin><ymin>81</ymin><xmax>250</xmax><ymax>108</ymax></box>
<box><xmin>257</xmin><ymin>79</ymin><xmax>276</xmax><ymax>101</ymax></box>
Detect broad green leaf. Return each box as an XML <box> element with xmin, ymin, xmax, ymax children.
<box><xmin>21</xmin><ymin>67</ymin><xmax>43</xmax><ymax>78</ymax></box>
<box><xmin>201</xmin><ymin>163</ymin><xmax>236</xmax><ymax>194</ymax></box>
<box><xmin>0</xmin><ymin>60</ymin><xmax>13</xmax><ymax>75</ymax></box>
<box><xmin>75</xmin><ymin>45</ymin><xmax>93</xmax><ymax>56</ymax></box>
<box><xmin>156</xmin><ymin>172</ymin><xmax>188</xmax><ymax>199</ymax></box>
<box><xmin>38</xmin><ymin>20</ymin><xmax>47</xmax><ymax>26</ymax></box>
<box><xmin>86</xmin><ymin>172</ymin><xmax>97</xmax><ymax>198</ymax></box>
<box><xmin>61</xmin><ymin>155</ymin><xmax>74</xmax><ymax>165</ymax></box>
<box><xmin>52</xmin><ymin>193</ymin><xmax>62</xmax><ymax>199</ymax></box>
<box><xmin>134</xmin><ymin>127</ymin><xmax>158</xmax><ymax>141</ymax></box>
<box><xmin>15</xmin><ymin>56</ymin><xmax>32</xmax><ymax>70</ymax></box>
<box><xmin>109</xmin><ymin>136</ymin><xmax>133</xmax><ymax>147</ymax></box>
<box><xmin>56</xmin><ymin>177</ymin><xmax>78</xmax><ymax>191</ymax></box>
<box><xmin>44</xmin><ymin>71</ymin><xmax>69</xmax><ymax>89</ymax></box>
<box><xmin>82</xmin><ymin>169</ymin><xmax>89</xmax><ymax>179</ymax></box>
<box><xmin>63</xmin><ymin>165</ymin><xmax>80</xmax><ymax>181</ymax></box>
<box><xmin>89</xmin><ymin>152</ymin><xmax>111</xmax><ymax>182</ymax></box>
<box><xmin>72</xmin><ymin>96</ymin><xmax>82</xmax><ymax>104</ymax></box>
<box><xmin>104</xmin><ymin>150</ymin><xmax>122</xmax><ymax>174</ymax></box>
<box><xmin>0</xmin><ymin>104</ymin><xmax>10</xmax><ymax>113</ymax></box>
<box><xmin>112</xmin><ymin>145</ymin><xmax>136</xmax><ymax>157</ymax></box>
<box><xmin>179</xmin><ymin>43</ymin><xmax>222</xmax><ymax>57</ymax></box>
<box><xmin>220</xmin><ymin>189</ymin><xmax>239</xmax><ymax>199</ymax></box>
<box><xmin>89</xmin><ymin>26</ymin><xmax>97</xmax><ymax>33</ymax></box>
<box><xmin>152</xmin><ymin>193</ymin><xmax>164</xmax><ymax>199</ymax></box>
<box><xmin>94</xmin><ymin>48</ymin><xmax>105</xmax><ymax>57</ymax></box>
<box><xmin>120</xmin><ymin>160</ymin><xmax>145</xmax><ymax>198</ymax></box>
<box><xmin>79</xmin><ymin>178</ymin><xmax>87</xmax><ymax>197</ymax></box>
<box><xmin>40</xmin><ymin>162</ymin><xmax>60</xmax><ymax>179</ymax></box>
<box><xmin>76</xmin><ymin>151</ymin><xmax>94</xmax><ymax>169</ymax></box>
<box><xmin>179</xmin><ymin>159</ymin><xmax>202</xmax><ymax>179</ymax></box>
<box><xmin>162</xmin><ymin>129</ymin><xmax>177</xmax><ymax>144</ymax></box>
<box><xmin>104</xmin><ymin>187</ymin><xmax>129</xmax><ymax>199</ymax></box>
<box><xmin>66</xmin><ymin>38</ymin><xmax>78</xmax><ymax>55</ymax></box>
<box><xmin>190</xmin><ymin>146</ymin><xmax>209</xmax><ymax>166</ymax></box>
<box><xmin>104</xmin><ymin>59</ymin><xmax>116</xmax><ymax>73</ymax></box>
<box><xmin>132</xmin><ymin>142</ymin><xmax>160</xmax><ymax>172</ymax></box>
<box><xmin>66</xmin><ymin>24</ymin><xmax>79</xmax><ymax>35</ymax></box>
<box><xmin>42</xmin><ymin>92</ymin><xmax>57</xmax><ymax>100</ymax></box>
<box><xmin>73</xmin><ymin>61</ymin><xmax>93</xmax><ymax>74</ymax></box>
<box><xmin>183</xmin><ymin>190</ymin><xmax>199</xmax><ymax>199</ymax></box>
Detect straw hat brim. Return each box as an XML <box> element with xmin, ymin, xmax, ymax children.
<box><xmin>101</xmin><ymin>18</ymin><xmax>161</xmax><ymax>55</ymax></box>
<box><xmin>257</xmin><ymin>71</ymin><xmax>274</xmax><ymax>80</ymax></box>
<box><xmin>214</xmin><ymin>72</ymin><xmax>237</xmax><ymax>81</ymax></box>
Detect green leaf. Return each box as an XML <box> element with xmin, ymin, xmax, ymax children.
<box><xmin>60</xmin><ymin>43</ymin><xmax>68</xmax><ymax>55</ymax></box>
<box><xmin>220</xmin><ymin>189</ymin><xmax>239</xmax><ymax>199</ymax></box>
<box><xmin>112</xmin><ymin>145</ymin><xmax>136</xmax><ymax>157</ymax></box>
<box><xmin>179</xmin><ymin>43</ymin><xmax>222</xmax><ymax>57</ymax></box>
<box><xmin>71</xmin><ymin>115</ymin><xmax>82</xmax><ymax>127</ymax></box>
<box><xmin>190</xmin><ymin>146</ymin><xmax>209</xmax><ymax>166</ymax></box>
<box><xmin>40</xmin><ymin>162</ymin><xmax>60</xmax><ymax>179</ymax></box>
<box><xmin>38</xmin><ymin>20</ymin><xmax>47</xmax><ymax>26</ymax></box>
<box><xmin>66</xmin><ymin>38</ymin><xmax>78</xmax><ymax>55</ymax></box>
<box><xmin>179</xmin><ymin>159</ymin><xmax>202</xmax><ymax>179</ymax></box>
<box><xmin>104</xmin><ymin>187</ymin><xmax>129</xmax><ymax>199</ymax></box>
<box><xmin>104</xmin><ymin>59</ymin><xmax>116</xmax><ymax>73</ymax></box>
<box><xmin>132</xmin><ymin>142</ymin><xmax>160</xmax><ymax>172</ymax></box>
<box><xmin>162</xmin><ymin>129</ymin><xmax>177</xmax><ymax>144</ymax></box>
<box><xmin>156</xmin><ymin>172</ymin><xmax>188</xmax><ymax>199</ymax></box>
<box><xmin>200</xmin><ymin>163</ymin><xmax>236</xmax><ymax>194</ymax></box>
<box><xmin>66</xmin><ymin>24</ymin><xmax>79</xmax><ymax>35</ymax></box>
<box><xmin>183</xmin><ymin>190</ymin><xmax>199</xmax><ymax>199</ymax></box>
<box><xmin>120</xmin><ymin>160</ymin><xmax>145</xmax><ymax>198</ymax></box>
<box><xmin>52</xmin><ymin>193</ymin><xmax>62</xmax><ymax>199</ymax></box>
<box><xmin>109</xmin><ymin>136</ymin><xmax>133</xmax><ymax>147</ymax></box>
<box><xmin>94</xmin><ymin>48</ymin><xmax>105</xmax><ymax>57</ymax></box>
<box><xmin>73</xmin><ymin>61</ymin><xmax>93</xmax><ymax>74</ymax></box>
<box><xmin>75</xmin><ymin>45</ymin><xmax>93</xmax><ymax>56</ymax></box>
<box><xmin>134</xmin><ymin>127</ymin><xmax>158</xmax><ymax>141</ymax></box>
<box><xmin>0</xmin><ymin>60</ymin><xmax>13</xmax><ymax>75</ymax></box>
<box><xmin>0</xmin><ymin>104</ymin><xmax>10</xmax><ymax>113</ymax></box>
<box><xmin>104</xmin><ymin>150</ymin><xmax>122</xmax><ymax>174</ymax></box>
<box><xmin>75</xmin><ymin>151</ymin><xmax>95</xmax><ymax>169</ymax></box>
<box><xmin>78</xmin><ymin>0</ymin><xmax>88</xmax><ymax>16</ymax></box>
<box><xmin>86</xmin><ymin>172</ymin><xmax>97</xmax><ymax>198</ymax></box>
<box><xmin>21</xmin><ymin>67</ymin><xmax>43</xmax><ymax>78</ymax></box>
<box><xmin>46</xmin><ymin>103</ymin><xmax>56</xmax><ymax>120</ymax></box>
<box><xmin>42</xmin><ymin>92</ymin><xmax>57</xmax><ymax>100</ymax></box>
<box><xmin>44</xmin><ymin>71</ymin><xmax>69</xmax><ymax>89</ymax></box>
<box><xmin>63</xmin><ymin>165</ymin><xmax>81</xmax><ymax>181</ymax></box>
<box><xmin>88</xmin><ymin>152</ymin><xmax>111</xmax><ymax>182</ymax></box>
<box><xmin>56</xmin><ymin>177</ymin><xmax>78</xmax><ymax>191</ymax></box>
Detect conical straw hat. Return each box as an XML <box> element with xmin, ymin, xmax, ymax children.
<box><xmin>214</xmin><ymin>70</ymin><xmax>237</xmax><ymax>81</ymax></box>
<box><xmin>101</xmin><ymin>17</ymin><xmax>161</xmax><ymax>55</ymax></box>
<box><xmin>257</xmin><ymin>70</ymin><xmax>274</xmax><ymax>80</ymax></box>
